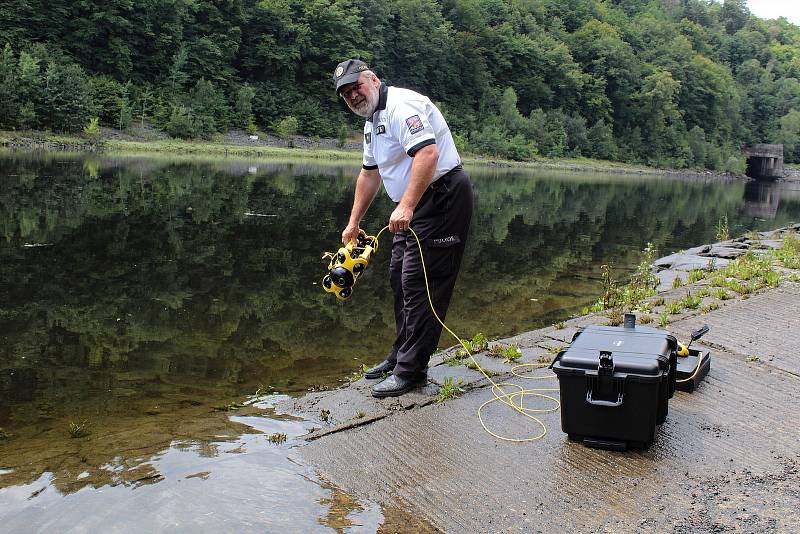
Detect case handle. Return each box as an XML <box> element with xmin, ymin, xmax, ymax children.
<box><xmin>586</xmin><ymin>390</ymin><xmax>624</xmax><ymax>407</ymax></box>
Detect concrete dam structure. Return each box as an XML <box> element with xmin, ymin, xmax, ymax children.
<box><xmin>744</xmin><ymin>144</ymin><xmax>784</xmax><ymax>179</ymax></box>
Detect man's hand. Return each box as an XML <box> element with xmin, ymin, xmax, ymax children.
<box><xmin>342</xmin><ymin>222</ymin><xmax>362</xmax><ymax>245</ymax></box>
<box><xmin>390</xmin><ymin>144</ymin><xmax>438</xmax><ymax>233</ymax></box>
<box><xmin>389</xmin><ymin>204</ymin><xmax>413</xmax><ymax>233</ymax></box>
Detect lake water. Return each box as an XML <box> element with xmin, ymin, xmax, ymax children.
<box><xmin>1</xmin><ymin>151</ymin><xmax>799</xmax><ymax>531</ymax></box>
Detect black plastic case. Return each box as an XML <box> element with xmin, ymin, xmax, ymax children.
<box><xmin>552</xmin><ymin>324</ymin><xmax>677</xmax><ymax>450</ymax></box>
<box><xmin>675</xmin><ymin>348</ymin><xmax>711</xmax><ymax>392</ymax></box>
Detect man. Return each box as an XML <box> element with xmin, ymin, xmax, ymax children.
<box><xmin>333</xmin><ymin>59</ymin><xmax>474</xmax><ymax>398</ymax></box>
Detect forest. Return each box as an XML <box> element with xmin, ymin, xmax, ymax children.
<box><xmin>1</xmin><ymin>0</ymin><xmax>799</xmax><ymax>169</ymax></box>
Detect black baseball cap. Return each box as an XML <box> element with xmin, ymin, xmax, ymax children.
<box><xmin>333</xmin><ymin>59</ymin><xmax>370</xmax><ymax>94</ymax></box>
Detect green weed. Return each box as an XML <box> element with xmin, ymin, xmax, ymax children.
<box><xmin>651</xmin><ymin>296</ymin><xmax>665</xmax><ymax>307</ymax></box>
<box><xmin>455</xmin><ymin>333</ymin><xmax>489</xmax><ymax>357</ymax></box>
<box><xmin>701</xmin><ymin>302</ymin><xmax>719</xmax><ymax>313</ymax></box>
<box><xmin>355</xmin><ymin>411</ymin><xmax>366</xmax><ymax>418</ymax></box>
<box><xmin>600</xmin><ymin>264</ymin><xmax>618</xmax><ymax>310</ymax></box>
<box><xmin>639</xmin><ymin>314</ymin><xmax>653</xmax><ymax>324</ymax></box>
<box><xmin>319</xmin><ymin>409</ymin><xmax>331</xmax><ymax>424</ymax></box>
<box><xmin>470</xmin><ymin>333</ymin><xmax>489</xmax><ymax>352</ymax></box>
<box><xmin>436</xmin><ymin>377</ymin><xmax>465</xmax><ymax>403</ymax></box>
<box><xmin>350</xmin><ymin>363</ymin><xmax>370</xmax><ymax>381</ymax></box>
<box><xmin>543</xmin><ymin>343</ymin><xmax>563</xmax><ymax>355</ymax></box>
<box><xmin>682</xmin><ymin>293</ymin><xmax>702</xmax><ymax>310</ymax></box>
<box><xmin>775</xmin><ymin>233</ymin><xmax>800</xmax><ymax>269</ymax></box>
<box><xmin>764</xmin><ymin>270</ymin><xmax>781</xmax><ymax>288</ymax></box>
<box><xmin>658</xmin><ymin>311</ymin><xmax>670</xmax><ymax>327</ymax></box>
<box><xmin>490</xmin><ymin>343</ymin><xmax>523</xmax><ymax>362</ymax></box>
<box><xmin>69</xmin><ymin>421</ymin><xmax>90</xmax><ymax>438</ymax></box>
<box><xmin>727</xmin><ymin>280</ymin><xmax>752</xmax><ymax>295</ymax></box>
<box><xmin>721</xmin><ymin>252</ymin><xmax>771</xmax><ymax>281</ymax></box>
<box><xmin>552</xmin><ymin>320</ymin><xmax>566</xmax><ymax>330</ymax></box>
<box><xmin>671</xmin><ymin>276</ymin><xmax>684</xmax><ymax>289</ymax></box>
<box><xmin>688</xmin><ymin>269</ymin><xmax>706</xmax><ymax>283</ymax></box>
<box><xmin>696</xmin><ymin>287</ymin><xmax>710</xmax><ymax>298</ymax></box>
<box><xmin>504</xmin><ymin>344</ymin><xmax>522</xmax><ymax>362</ymax></box>
<box><xmin>665</xmin><ymin>300</ymin><xmax>683</xmax><ymax>315</ymax></box>
<box><xmin>714</xmin><ymin>288</ymin><xmax>731</xmax><ymax>300</ymax></box>
<box><xmin>443</xmin><ymin>351</ymin><xmax>469</xmax><ymax>366</ymax></box>
<box><xmin>268</xmin><ymin>432</ymin><xmax>287</xmax><ymax>444</ymax></box>
<box><xmin>709</xmin><ymin>276</ymin><xmax>727</xmax><ymax>287</ymax></box>
<box><xmin>715</xmin><ymin>214</ymin><xmax>729</xmax><ymax>241</ymax></box>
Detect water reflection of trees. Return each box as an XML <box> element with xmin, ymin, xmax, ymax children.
<box><xmin>3</xmin><ymin>155</ymin><xmax>800</xmax><ymax>491</ymax></box>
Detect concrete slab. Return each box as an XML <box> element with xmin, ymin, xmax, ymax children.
<box><xmin>301</xmin><ymin>345</ymin><xmax>800</xmax><ymax>533</ymax></box>
<box><xmin>667</xmin><ymin>282</ymin><xmax>800</xmax><ymax>377</ymax></box>
<box><xmin>299</xmin><ymin>284</ymin><xmax>800</xmax><ymax>533</ymax></box>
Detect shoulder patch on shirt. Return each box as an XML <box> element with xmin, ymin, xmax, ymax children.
<box><xmin>376</xmin><ymin>124</ymin><xmax>386</xmax><ymax>135</ymax></box>
<box><xmin>365</xmin><ymin>132</ymin><xmax>372</xmax><ymax>144</ymax></box>
<box><xmin>405</xmin><ymin>115</ymin><xmax>424</xmax><ymax>134</ymax></box>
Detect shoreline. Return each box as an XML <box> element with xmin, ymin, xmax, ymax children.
<box><xmin>0</xmin><ymin>128</ymin><xmax>765</xmax><ymax>180</ymax></box>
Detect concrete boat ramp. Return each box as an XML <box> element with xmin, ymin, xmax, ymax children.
<box><xmin>287</xmin><ymin>235</ymin><xmax>800</xmax><ymax>533</ymax></box>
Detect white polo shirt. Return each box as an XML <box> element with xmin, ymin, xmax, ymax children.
<box><xmin>362</xmin><ymin>85</ymin><xmax>461</xmax><ymax>202</ymax></box>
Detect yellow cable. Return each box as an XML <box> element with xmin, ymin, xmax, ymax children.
<box><xmin>373</xmin><ymin>225</ymin><xmax>560</xmax><ymax>442</ymax></box>
<box><xmin>675</xmin><ymin>351</ymin><xmax>707</xmax><ymax>384</ymax></box>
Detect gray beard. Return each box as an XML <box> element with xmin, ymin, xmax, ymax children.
<box><xmin>348</xmin><ymin>87</ymin><xmax>378</xmax><ymax>118</ymax></box>
<box><xmin>351</xmin><ymin>105</ymin><xmax>375</xmax><ymax>118</ymax></box>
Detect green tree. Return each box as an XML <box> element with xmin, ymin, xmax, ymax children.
<box><xmin>0</xmin><ymin>43</ymin><xmax>20</xmax><ymax>129</ymax></box>
<box><xmin>777</xmin><ymin>109</ymin><xmax>800</xmax><ymax>163</ymax></box>
<box><xmin>189</xmin><ymin>78</ymin><xmax>229</xmax><ymax>137</ymax></box>
<box><xmin>233</xmin><ymin>83</ymin><xmax>256</xmax><ymax>131</ymax></box>
<box><xmin>165</xmin><ymin>105</ymin><xmax>196</xmax><ymax>138</ymax></box>
<box><xmin>635</xmin><ymin>69</ymin><xmax>683</xmax><ymax>162</ymax></box>
<box><xmin>83</xmin><ymin>116</ymin><xmax>101</xmax><ymax>137</ymax></box>
<box><xmin>679</xmin><ymin>54</ymin><xmax>739</xmax><ymax>144</ymax></box>
<box><xmin>168</xmin><ymin>45</ymin><xmax>189</xmax><ymax>94</ymax></box>
<box><xmin>499</xmin><ymin>87</ymin><xmax>525</xmax><ymax>134</ymax></box>
<box><xmin>527</xmin><ymin>109</ymin><xmax>567</xmax><ymax>157</ymax></box>
<box><xmin>687</xmin><ymin>126</ymin><xmax>707</xmax><ymax>167</ymax></box>
<box><xmin>587</xmin><ymin>119</ymin><xmax>617</xmax><ymax>160</ymax></box>
<box><xmin>274</xmin><ymin>115</ymin><xmax>299</xmax><ymax>147</ymax></box>
<box><xmin>564</xmin><ymin>113</ymin><xmax>591</xmax><ymax>156</ymax></box>
<box><xmin>16</xmin><ymin>50</ymin><xmax>42</xmax><ymax>128</ymax></box>
<box><xmin>43</xmin><ymin>62</ymin><xmax>93</xmax><ymax>132</ymax></box>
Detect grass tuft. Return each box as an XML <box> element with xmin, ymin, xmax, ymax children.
<box><xmin>436</xmin><ymin>377</ymin><xmax>465</xmax><ymax>403</ymax></box>
<box><xmin>268</xmin><ymin>432</ymin><xmax>287</xmax><ymax>444</ymax></box>
<box><xmin>69</xmin><ymin>421</ymin><xmax>91</xmax><ymax>438</ymax></box>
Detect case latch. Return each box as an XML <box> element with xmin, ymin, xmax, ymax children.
<box><xmin>586</xmin><ymin>351</ymin><xmax>625</xmax><ymax>407</ymax></box>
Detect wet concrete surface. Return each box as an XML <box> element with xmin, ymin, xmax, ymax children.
<box><xmin>297</xmin><ymin>240</ymin><xmax>800</xmax><ymax>532</ymax></box>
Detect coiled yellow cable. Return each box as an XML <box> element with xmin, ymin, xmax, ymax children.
<box><xmin>373</xmin><ymin>225</ymin><xmax>561</xmax><ymax>442</ymax></box>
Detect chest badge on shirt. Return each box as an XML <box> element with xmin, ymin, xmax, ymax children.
<box><xmin>376</xmin><ymin>124</ymin><xmax>386</xmax><ymax>135</ymax></box>
<box><xmin>405</xmin><ymin>115</ymin><xmax>424</xmax><ymax>134</ymax></box>
<box><xmin>365</xmin><ymin>132</ymin><xmax>372</xmax><ymax>144</ymax></box>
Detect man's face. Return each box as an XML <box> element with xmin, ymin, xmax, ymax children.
<box><xmin>340</xmin><ymin>74</ymin><xmax>379</xmax><ymax>118</ymax></box>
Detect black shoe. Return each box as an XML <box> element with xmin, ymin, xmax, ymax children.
<box><xmin>363</xmin><ymin>359</ymin><xmax>395</xmax><ymax>379</ymax></box>
<box><xmin>371</xmin><ymin>373</ymin><xmax>427</xmax><ymax>398</ymax></box>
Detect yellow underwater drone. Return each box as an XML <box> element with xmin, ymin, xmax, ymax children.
<box><xmin>321</xmin><ymin>230</ymin><xmax>379</xmax><ymax>300</ymax></box>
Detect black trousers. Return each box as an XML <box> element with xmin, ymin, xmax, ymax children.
<box><xmin>387</xmin><ymin>167</ymin><xmax>473</xmax><ymax>378</ymax></box>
